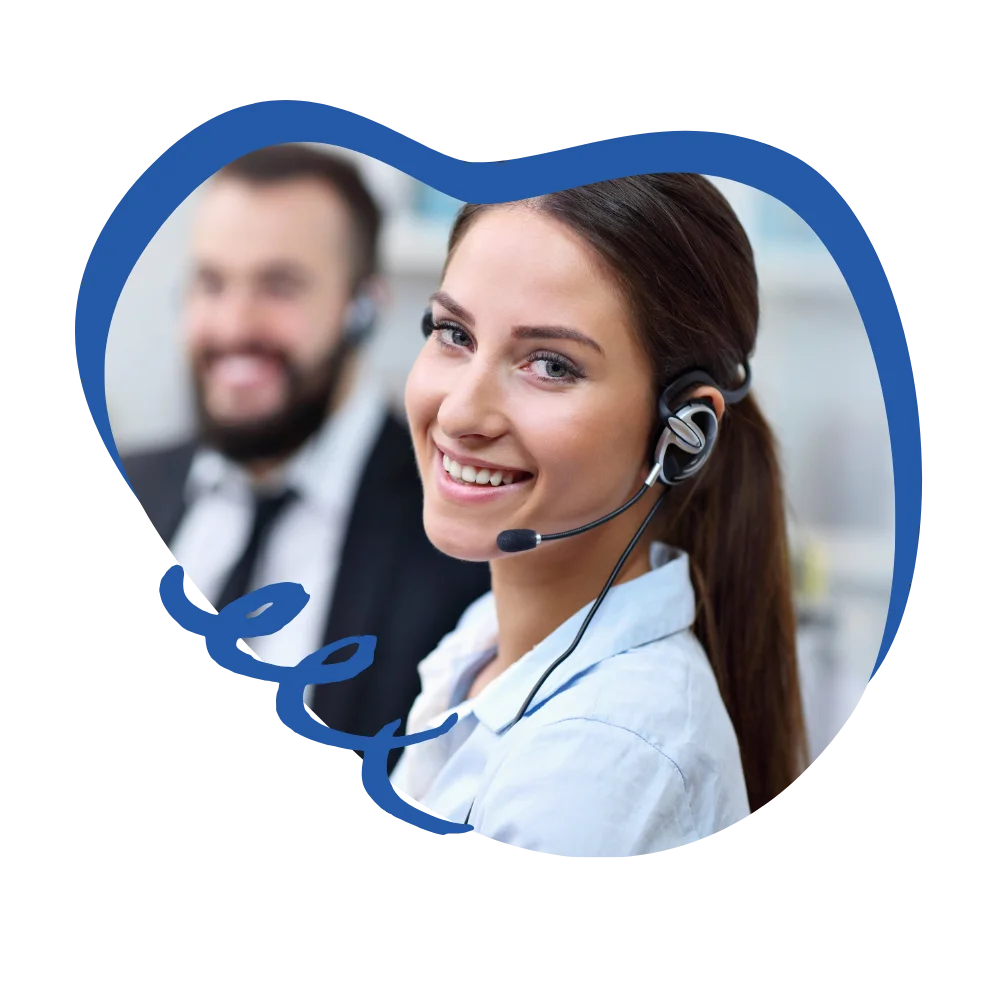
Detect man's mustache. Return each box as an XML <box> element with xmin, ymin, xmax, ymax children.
<box><xmin>196</xmin><ymin>343</ymin><xmax>292</xmax><ymax>370</ymax></box>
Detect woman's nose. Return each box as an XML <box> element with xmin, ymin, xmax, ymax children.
<box><xmin>436</xmin><ymin>360</ymin><xmax>509</xmax><ymax>441</ymax></box>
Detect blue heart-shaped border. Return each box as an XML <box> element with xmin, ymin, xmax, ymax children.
<box><xmin>75</xmin><ymin>101</ymin><xmax>920</xmax><ymax>679</ymax></box>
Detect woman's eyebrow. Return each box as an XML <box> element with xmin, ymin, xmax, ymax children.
<box><xmin>512</xmin><ymin>325</ymin><xmax>605</xmax><ymax>356</ymax></box>
<box><xmin>430</xmin><ymin>291</ymin><xmax>475</xmax><ymax>325</ymax></box>
<box><xmin>431</xmin><ymin>291</ymin><xmax>604</xmax><ymax>356</ymax></box>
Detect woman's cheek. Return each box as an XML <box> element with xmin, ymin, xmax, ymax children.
<box><xmin>404</xmin><ymin>355</ymin><xmax>433</xmax><ymax>436</ymax></box>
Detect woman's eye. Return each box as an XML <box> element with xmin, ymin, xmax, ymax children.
<box><xmin>434</xmin><ymin>322</ymin><xmax>473</xmax><ymax>350</ymax></box>
<box><xmin>526</xmin><ymin>353</ymin><xmax>583</xmax><ymax>382</ymax></box>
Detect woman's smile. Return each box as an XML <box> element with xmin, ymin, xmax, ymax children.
<box><xmin>432</xmin><ymin>444</ymin><xmax>534</xmax><ymax>505</ymax></box>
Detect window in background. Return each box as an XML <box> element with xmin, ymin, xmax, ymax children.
<box><xmin>413</xmin><ymin>185</ymin><xmax>464</xmax><ymax>223</ymax></box>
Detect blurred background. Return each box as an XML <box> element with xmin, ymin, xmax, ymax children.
<box><xmin>106</xmin><ymin>147</ymin><xmax>893</xmax><ymax>763</ymax></box>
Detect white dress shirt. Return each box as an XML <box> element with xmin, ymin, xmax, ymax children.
<box><xmin>392</xmin><ymin>542</ymin><xmax>750</xmax><ymax>856</ymax></box>
<box><xmin>171</xmin><ymin>366</ymin><xmax>387</xmax><ymax>666</ymax></box>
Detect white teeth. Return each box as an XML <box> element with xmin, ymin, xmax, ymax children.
<box><xmin>210</xmin><ymin>354</ymin><xmax>277</xmax><ymax>389</ymax></box>
<box><xmin>440</xmin><ymin>451</ymin><xmax>522</xmax><ymax>487</ymax></box>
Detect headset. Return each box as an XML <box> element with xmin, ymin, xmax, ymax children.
<box><xmin>316</xmin><ymin>291</ymin><xmax>377</xmax><ymax>394</ymax></box>
<box><xmin>421</xmin><ymin>308</ymin><xmax>751</xmax><ymax>823</ymax></box>
<box><xmin>342</xmin><ymin>291</ymin><xmax>378</xmax><ymax>349</ymax></box>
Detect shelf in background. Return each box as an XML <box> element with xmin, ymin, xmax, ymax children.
<box><xmin>791</xmin><ymin>524</ymin><xmax>894</xmax><ymax>604</ymax></box>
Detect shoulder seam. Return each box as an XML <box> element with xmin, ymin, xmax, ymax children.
<box><xmin>537</xmin><ymin>716</ymin><xmax>689</xmax><ymax>794</ymax></box>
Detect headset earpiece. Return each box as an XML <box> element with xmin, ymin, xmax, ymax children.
<box><xmin>421</xmin><ymin>308</ymin><xmax>434</xmax><ymax>339</ymax></box>
<box><xmin>654</xmin><ymin>367</ymin><xmax>726</xmax><ymax>486</ymax></box>
<box><xmin>342</xmin><ymin>293</ymin><xmax>378</xmax><ymax>348</ymax></box>
<box><xmin>654</xmin><ymin>399</ymin><xmax>719</xmax><ymax>485</ymax></box>
<box><xmin>652</xmin><ymin>361</ymin><xmax>750</xmax><ymax>485</ymax></box>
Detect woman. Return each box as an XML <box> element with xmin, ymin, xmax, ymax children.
<box><xmin>391</xmin><ymin>173</ymin><xmax>807</xmax><ymax>856</ymax></box>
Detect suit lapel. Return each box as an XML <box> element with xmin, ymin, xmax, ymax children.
<box><xmin>122</xmin><ymin>442</ymin><xmax>195</xmax><ymax>546</ymax></box>
<box><xmin>324</xmin><ymin>414</ymin><xmax>417</xmax><ymax>648</ymax></box>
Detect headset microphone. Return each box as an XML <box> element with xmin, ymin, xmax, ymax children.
<box><xmin>496</xmin><ymin>464</ymin><xmax>665</xmax><ymax>553</ymax></box>
<box><xmin>494</xmin><ymin>402</ymin><xmax>709</xmax><ymax>554</ymax></box>
<box><xmin>494</xmin><ymin>361</ymin><xmax>751</xmax><ymax>556</ymax></box>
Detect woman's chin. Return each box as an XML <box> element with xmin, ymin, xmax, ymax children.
<box><xmin>423</xmin><ymin>516</ymin><xmax>498</xmax><ymax>564</ymax></box>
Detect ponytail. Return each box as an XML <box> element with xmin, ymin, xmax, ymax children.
<box><xmin>661</xmin><ymin>393</ymin><xmax>807</xmax><ymax>810</ymax></box>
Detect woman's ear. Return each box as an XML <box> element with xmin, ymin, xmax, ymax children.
<box><xmin>686</xmin><ymin>386</ymin><xmax>726</xmax><ymax>423</ymax></box>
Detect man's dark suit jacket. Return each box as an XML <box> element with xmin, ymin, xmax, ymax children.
<box><xmin>122</xmin><ymin>412</ymin><xmax>491</xmax><ymax>768</ymax></box>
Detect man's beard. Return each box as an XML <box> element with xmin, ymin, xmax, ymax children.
<box><xmin>193</xmin><ymin>340</ymin><xmax>351</xmax><ymax>464</ymax></box>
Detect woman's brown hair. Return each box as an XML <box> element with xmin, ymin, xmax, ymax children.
<box><xmin>447</xmin><ymin>175</ymin><xmax>807</xmax><ymax>810</ymax></box>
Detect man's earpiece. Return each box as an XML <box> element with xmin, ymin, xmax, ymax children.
<box><xmin>342</xmin><ymin>293</ymin><xmax>378</xmax><ymax>348</ymax></box>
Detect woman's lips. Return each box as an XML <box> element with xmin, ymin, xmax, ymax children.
<box><xmin>432</xmin><ymin>447</ymin><xmax>532</xmax><ymax>503</ymax></box>
<box><xmin>435</xmin><ymin>444</ymin><xmax>530</xmax><ymax>477</ymax></box>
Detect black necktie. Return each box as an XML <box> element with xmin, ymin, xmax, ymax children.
<box><xmin>215</xmin><ymin>487</ymin><xmax>297</xmax><ymax>610</ymax></box>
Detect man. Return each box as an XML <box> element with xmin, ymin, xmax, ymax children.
<box><xmin>123</xmin><ymin>144</ymin><xmax>489</xmax><ymax>764</ymax></box>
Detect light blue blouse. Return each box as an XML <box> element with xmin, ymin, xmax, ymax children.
<box><xmin>391</xmin><ymin>542</ymin><xmax>750</xmax><ymax>856</ymax></box>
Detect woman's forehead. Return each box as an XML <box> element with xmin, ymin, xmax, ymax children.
<box><xmin>442</xmin><ymin>205</ymin><xmax>628</xmax><ymax>333</ymax></box>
